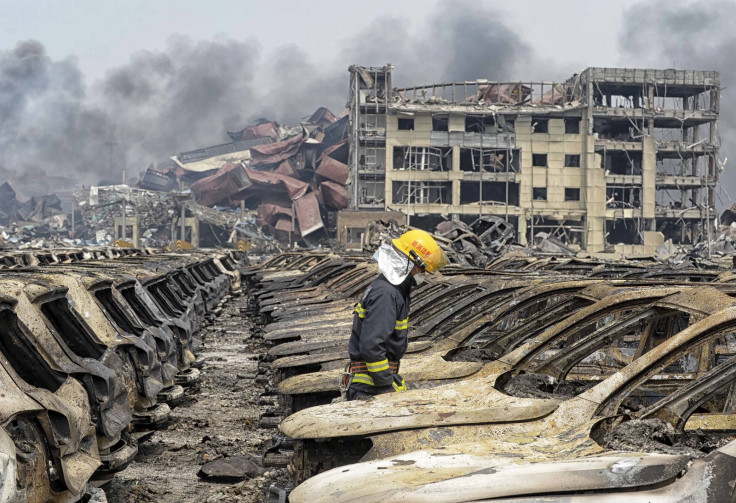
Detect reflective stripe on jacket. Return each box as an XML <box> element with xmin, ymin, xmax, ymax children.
<box><xmin>348</xmin><ymin>274</ymin><xmax>411</xmax><ymax>390</ymax></box>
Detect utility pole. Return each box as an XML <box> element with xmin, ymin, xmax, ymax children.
<box><xmin>104</xmin><ymin>139</ymin><xmax>118</xmax><ymax>180</ymax></box>
<box><xmin>70</xmin><ymin>199</ymin><xmax>75</xmax><ymax>239</ymax></box>
<box><xmin>121</xmin><ymin>153</ymin><xmax>127</xmax><ymax>242</ymax></box>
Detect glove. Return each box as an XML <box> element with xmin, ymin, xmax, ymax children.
<box><xmin>392</xmin><ymin>373</ymin><xmax>407</xmax><ymax>392</ymax></box>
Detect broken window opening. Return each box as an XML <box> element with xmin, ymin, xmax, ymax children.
<box><xmin>40</xmin><ymin>298</ymin><xmax>105</xmax><ymax>359</ymax></box>
<box><xmin>655</xmin><ymin>219</ymin><xmax>700</xmax><ymax>246</ymax></box>
<box><xmin>593</xmin><ymin>119</ymin><xmax>636</xmax><ymax>141</ymax></box>
<box><xmin>392</xmin><ymin>181</ymin><xmax>452</xmax><ymax>205</ymax></box>
<box><xmin>120</xmin><ymin>287</ymin><xmax>160</xmax><ymax>327</ymax></box>
<box><xmin>459</xmin><ymin>148</ymin><xmax>519</xmax><ymax>172</ymax></box>
<box><xmin>531</xmin><ymin>117</ymin><xmax>549</xmax><ymax>133</ymax></box>
<box><xmin>533</xmin><ymin>187</ymin><xmax>547</xmax><ymax>201</ymax></box>
<box><xmin>361</xmin><ymin>113</ymin><xmax>386</xmax><ymax>132</ymax></box>
<box><xmin>565</xmin><ymin>188</ymin><xmax>581</xmax><ymax>201</ymax></box>
<box><xmin>144</xmin><ymin>285</ymin><xmax>177</xmax><ymax>318</ymax></box>
<box><xmin>652</xmin><ymin>127</ymin><xmax>684</xmax><ymax>143</ymax></box>
<box><xmin>465</xmin><ymin>114</ymin><xmax>497</xmax><ymax>134</ymax></box>
<box><xmin>432</xmin><ymin>113</ymin><xmax>449</xmax><ymax>132</ymax></box>
<box><xmin>173</xmin><ymin>272</ymin><xmax>197</xmax><ymax>295</ymax></box>
<box><xmin>0</xmin><ymin>308</ymin><xmax>65</xmax><ymax>392</ymax></box>
<box><xmin>532</xmin><ymin>154</ymin><xmax>548</xmax><ymax>167</ymax></box>
<box><xmin>651</xmin><ymin>95</ymin><xmax>690</xmax><ymax>112</ymax></box>
<box><xmin>603</xmin><ymin>151</ymin><xmax>642</xmax><ymax>175</ymax></box>
<box><xmin>94</xmin><ymin>288</ymin><xmax>144</xmax><ymax>336</ymax></box>
<box><xmin>564</xmin><ymin>118</ymin><xmax>581</xmax><ymax>134</ymax></box>
<box><xmin>460</xmin><ymin>181</ymin><xmax>520</xmax><ymax>205</ymax></box>
<box><xmin>606</xmin><ymin>185</ymin><xmax>642</xmax><ymax>209</ymax></box>
<box><xmin>593</xmin><ymin>85</ymin><xmax>644</xmax><ymax>108</ymax></box>
<box><xmin>528</xmin><ymin>217</ymin><xmax>585</xmax><ymax>245</ymax></box>
<box><xmin>656</xmin><ymin>157</ymin><xmax>707</xmax><ymax>178</ymax></box>
<box><xmin>605</xmin><ymin>218</ymin><xmax>642</xmax><ymax>245</ymax></box>
<box><xmin>358</xmin><ymin>179</ymin><xmax>385</xmax><ymax>206</ymax></box>
<box><xmin>149</xmin><ymin>283</ymin><xmax>185</xmax><ymax>316</ymax></box>
<box><xmin>564</xmin><ymin>154</ymin><xmax>580</xmax><ymax>167</ymax></box>
<box><xmin>656</xmin><ymin>187</ymin><xmax>703</xmax><ymax>210</ymax></box>
<box><xmin>358</xmin><ymin>146</ymin><xmax>385</xmax><ymax>171</ymax></box>
<box><xmin>397</xmin><ymin>118</ymin><xmax>414</xmax><ymax>130</ymax></box>
<box><xmin>393</xmin><ymin>147</ymin><xmax>452</xmax><ymax>171</ymax></box>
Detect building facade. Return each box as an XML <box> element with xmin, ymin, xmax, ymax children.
<box><xmin>347</xmin><ymin>65</ymin><xmax>720</xmax><ymax>254</ymax></box>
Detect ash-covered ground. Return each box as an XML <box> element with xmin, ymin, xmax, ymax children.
<box><xmin>105</xmin><ymin>295</ymin><xmax>284</xmax><ymax>503</ymax></box>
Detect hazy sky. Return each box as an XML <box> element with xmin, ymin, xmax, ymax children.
<box><xmin>1</xmin><ymin>0</ymin><xmax>734</xmax><ymax>209</ymax></box>
<box><xmin>1</xmin><ymin>0</ymin><xmax>638</xmax><ymax>83</ymax></box>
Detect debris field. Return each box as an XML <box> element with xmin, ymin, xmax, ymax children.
<box><xmin>242</xmin><ymin>246</ymin><xmax>736</xmax><ymax>502</ymax></box>
<box><xmin>8</xmin><ymin>242</ymin><xmax>736</xmax><ymax>502</ymax></box>
<box><xmin>0</xmin><ymin>246</ymin><xmax>293</xmax><ymax>502</ymax></box>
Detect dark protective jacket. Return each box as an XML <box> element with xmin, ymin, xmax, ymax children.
<box><xmin>348</xmin><ymin>274</ymin><xmax>411</xmax><ymax>394</ymax></box>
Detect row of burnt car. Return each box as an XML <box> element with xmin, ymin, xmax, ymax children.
<box><xmin>0</xmin><ymin>247</ymin><xmax>242</xmax><ymax>502</ymax></box>
<box><xmin>245</xmin><ymin>251</ymin><xmax>736</xmax><ymax>502</ymax></box>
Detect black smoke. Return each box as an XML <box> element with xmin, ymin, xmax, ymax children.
<box><xmin>619</xmin><ymin>0</ymin><xmax>736</xmax><ymax>207</ymax></box>
<box><xmin>0</xmin><ymin>1</ymin><xmax>535</xmax><ymax>186</ymax></box>
<box><xmin>0</xmin><ymin>40</ymin><xmax>112</xmax><ymax>183</ymax></box>
<box><xmin>98</xmin><ymin>36</ymin><xmax>262</xmax><ymax>178</ymax></box>
<box><xmin>338</xmin><ymin>1</ymin><xmax>534</xmax><ymax>86</ymax></box>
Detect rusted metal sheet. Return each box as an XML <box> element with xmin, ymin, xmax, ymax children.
<box><xmin>273</xmin><ymin>216</ymin><xmax>294</xmax><ymax>232</ymax></box>
<box><xmin>533</xmin><ymin>83</ymin><xmax>568</xmax><ymax>105</ymax></box>
<box><xmin>191</xmin><ymin>162</ymin><xmax>251</xmax><ymax>207</ymax></box>
<box><xmin>249</xmin><ymin>133</ymin><xmax>303</xmax><ymax>166</ymax></box>
<box><xmin>257</xmin><ymin>202</ymin><xmax>292</xmax><ymax>226</ymax></box>
<box><xmin>315</xmin><ymin>156</ymin><xmax>349</xmax><ymax>185</ymax></box>
<box><xmin>293</xmin><ymin>192</ymin><xmax>323</xmax><ymax>237</ymax></box>
<box><xmin>320</xmin><ymin>181</ymin><xmax>348</xmax><ymax>210</ymax></box>
<box><xmin>229</xmin><ymin>121</ymin><xmax>279</xmax><ymax>141</ymax></box>
<box><xmin>471</xmin><ymin>83</ymin><xmax>532</xmax><ymax>104</ymax></box>
<box><xmin>242</xmin><ymin>167</ymin><xmax>309</xmax><ymax>200</ymax></box>
<box><xmin>320</xmin><ymin>139</ymin><xmax>349</xmax><ymax>162</ymax></box>
<box><xmin>307</xmin><ymin>107</ymin><xmax>338</xmax><ymax>127</ymax></box>
<box><xmin>274</xmin><ymin>158</ymin><xmax>301</xmax><ymax>178</ymax></box>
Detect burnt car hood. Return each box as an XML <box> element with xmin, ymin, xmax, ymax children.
<box><xmin>289</xmin><ymin>449</ymin><xmax>693</xmax><ymax>503</ymax></box>
<box><xmin>280</xmin><ymin>374</ymin><xmax>558</xmax><ymax>439</ymax></box>
<box><xmin>277</xmin><ymin>353</ymin><xmax>483</xmax><ymax>395</ymax></box>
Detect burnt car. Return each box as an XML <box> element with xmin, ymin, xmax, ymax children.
<box><xmin>0</xmin><ymin>283</ymin><xmax>137</xmax><ymax>478</ymax></box>
<box><xmin>287</xmin><ymin>299</ymin><xmax>736</xmax><ymax>501</ymax></box>
<box><xmin>0</xmin><ymin>304</ymin><xmax>100</xmax><ymax>501</ymax></box>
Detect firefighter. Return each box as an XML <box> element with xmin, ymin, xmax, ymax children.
<box><xmin>345</xmin><ymin>229</ymin><xmax>448</xmax><ymax>400</ymax></box>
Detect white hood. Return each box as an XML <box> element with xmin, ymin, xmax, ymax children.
<box><xmin>372</xmin><ymin>244</ymin><xmax>412</xmax><ymax>285</ymax></box>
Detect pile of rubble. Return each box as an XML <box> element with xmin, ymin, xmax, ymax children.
<box><xmin>713</xmin><ymin>202</ymin><xmax>736</xmax><ymax>254</ymax></box>
<box><xmin>362</xmin><ymin>216</ymin><xmax>517</xmax><ymax>268</ymax></box>
<box><xmin>73</xmin><ymin>185</ymin><xmax>179</xmax><ymax>245</ymax></box>
<box><xmin>140</xmin><ymin>108</ymin><xmax>350</xmax><ymax>245</ymax></box>
<box><xmin>435</xmin><ymin>216</ymin><xmax>517</xmax><ymax>267</ymax></box>
<box><xmin>0</xmin><ymin>181</ymin><xmax>72</xmax><ymax>247</ymax></box>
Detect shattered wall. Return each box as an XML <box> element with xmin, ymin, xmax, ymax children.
<box><xmin>347</xmin><ymin>65</ymin><xmax>720</xmax><ymax>254</ymax></box>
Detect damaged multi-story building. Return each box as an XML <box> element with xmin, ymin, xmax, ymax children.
<box><xmin>347</xmin><ymin>65</ymin><xmax>720</xmax><ymax>253</ymax></box>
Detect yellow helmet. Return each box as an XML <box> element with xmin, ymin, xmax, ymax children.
<box><xmin>392</xmin><ymin>229</ymin><xmax>448</xmax><ymax>274</ymax></box>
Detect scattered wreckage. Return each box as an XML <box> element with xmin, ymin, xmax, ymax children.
<box><xmin>0</xmin><ymin>247</ymin><xmax>242</xmax><ymax>502</ymax></box>
<box><xmin>239</xmin><ymin>250</ymin><xmax>736</xmax><ymax>501</ymax></box>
